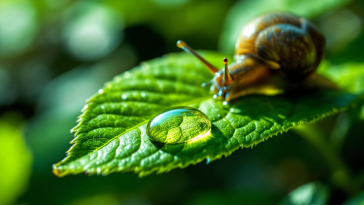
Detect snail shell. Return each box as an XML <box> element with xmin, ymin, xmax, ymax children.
<box><xmin>235</xmin><ymin>12</ymin><xmax>325</xmax><ymax>79</ymax></box>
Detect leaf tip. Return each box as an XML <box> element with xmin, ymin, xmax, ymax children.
<box><xmin>52</xmin><ymin>164</ymin><xmax>63</xmax><ymax>177</ymax></box>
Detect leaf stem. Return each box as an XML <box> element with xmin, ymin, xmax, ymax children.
<box><xmin>294</xmin><ymin>124</ymin><xmax>359</xmax><ymax>195</ymax></box>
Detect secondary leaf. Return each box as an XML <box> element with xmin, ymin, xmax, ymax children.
<box><xmin>279</xmin><ymin>182</ymin><xmax>330</xmax><ymax>205</ymax></box>
<box><xmin>53</xmin><ymin>52</ymin><xmax>363</xmax><ymax>177</ymax></box>
<box><xmin>318</xmin><ymin>62</ymin><xmax>364</xmax><ymax>94</ymax></box>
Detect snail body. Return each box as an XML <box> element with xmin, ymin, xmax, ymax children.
<box><xmin>177</xmin><ymin>12</ymin><xmax>335</xmax><ymax>101</ymax></box>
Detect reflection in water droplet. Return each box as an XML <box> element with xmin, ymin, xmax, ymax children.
<box><xmin>147</xmin><ymin>107</ymin><xmax>211</xmax><ymax>144</ymax></box>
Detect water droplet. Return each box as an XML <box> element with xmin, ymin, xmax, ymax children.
<box><xmin>98</xmin><ymin>89</ymin><xmax>104</xmax><ymax>94</ymax></box>
<box><xmin>122</xmin><ymin>94</ymin><xmax>127</xmax><ymax>100</ymax></box>
<box><xmin>147</xmin><ymin>107</ymin><xmax>211</xmax><ymax>144</ymax></box>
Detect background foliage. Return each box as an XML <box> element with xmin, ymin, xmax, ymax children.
<box><xmin>0</xmin><ymin>0</ymin><xmax>364</xmax><ymax>204</ymax></box>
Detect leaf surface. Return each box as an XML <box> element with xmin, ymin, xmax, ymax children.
<box><xmin>53</xmin><ymin>52</ymin><xmax>363</xmax><ymax>177</ymax></box>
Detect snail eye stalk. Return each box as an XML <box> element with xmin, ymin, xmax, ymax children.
<box><xmin>223</xmin><ymin>58</ymin><xmax>233</xmax><ymax>86</ymax></box>
<box><xmin>177</xmin><ymin>40</ymin><xmax>219</xmax><ymax>75</ymax></box>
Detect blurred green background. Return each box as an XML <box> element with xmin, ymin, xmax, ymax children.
<box><xmin>1</xmin><ymin>0</ymin><xmax>364</xmax><ymax>204</ymax></box>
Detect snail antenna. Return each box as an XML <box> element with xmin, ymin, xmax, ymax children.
<box><xmin>177</xmin><ymin>40</ymin><xmax>219</xmax><ymax>75</ymax></box>
<box><xmin>223</xmin><ymin>58</ymin><xmax>233</xmax><ymax>85</ymax></box>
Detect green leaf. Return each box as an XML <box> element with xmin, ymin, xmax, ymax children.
<box><xmin>318</xmin><ymin>62</ymin><xmax>364</xmax><ymax>121</ymax></box>
<box><xmin>279</xmin><ymin>182</ymin><xmax>330</xmax><ymax>205</ymax></box>
<box><xmin>53</xmin><ymin>52</ymin><xmax>363</xmax><ymax>177</ymax></box>
<box><xmin>318</xmin><ymin>62</ymin><xmax>364</xmax><ymax>94</ymax></box>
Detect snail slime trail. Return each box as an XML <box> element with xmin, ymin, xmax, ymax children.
<box><xmin>177</xmin><ymin>12</ymin><xmax>327</xmax><ymax>101</ymax></box>
<box><xmin>146</xmin><ymin>107</ymin><xmax>211</xmax><ymax>144</ymax></box>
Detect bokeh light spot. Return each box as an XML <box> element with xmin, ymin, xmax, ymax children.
<box><xmin>63</xmin><ymin>2</ymin><xmax>124</xmax><ymax>61</ymax></box>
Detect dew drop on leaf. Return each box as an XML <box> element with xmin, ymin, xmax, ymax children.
<box><xmin>146</xmin><ymin>107</ymin><xmax>211</xmax><ymax>144</ymax></box>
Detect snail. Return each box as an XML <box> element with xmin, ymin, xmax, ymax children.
<box><xmin>177</xmin><ymin>12</ymin><xmax>336</xmax><ymax>101</ymax></box>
